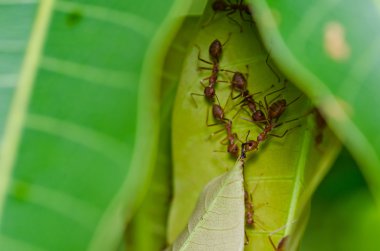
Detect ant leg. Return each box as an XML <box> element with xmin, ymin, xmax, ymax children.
<box><xmin>274</xmin><ymin>117</ymin><xmax>303</xmax><ymax>128</ymax></box>
<box><xmin>232</xmin><ymin>93</ymin><xmax>242</xmax><ymax>100</ymax></box>
<box><xmin>216</xmin><ymin>79</ymin><xmax>230</xmax><ymax>84</ymax></box>
<box><xmin>244</xmin><ymin>231</ymin><xmax>249</xmax><ymax>245</ymax></box>
<box><xmin>229</xmin><ymin>132</ymin><xmax>242</xmax><ymax>144</ymax></box>
<box><xmin>190</xmin><ymin>93</ymin><xmax>204</xmax><ymax>108</ymax></box>
<box><xmin>222</xmin><ymin>32</ymin><xmax>232</xmax><ymax>47</ymax></box>
<box><xmin>244</xmin><ymin>130</ymin><xmax>251</xmax><ymax>142</ymax></box>
<box><xmin>220</xmin><ymin>68</ymin><xmax>237</xmax><ymax>74</ymax></box>
<box><xmin>268</xmin><ymin>235</ymin><xmax>278</xmax><ymax>251</ymax></box>
<box><xmin>198</xmin><ymin>66</ymin><xmax>214</xmax><ymax>71</ymax></box>
<box><xmin>226</xmin><ymin>10</ymin><xmax>243</xmax><ymax>32</ymax></box>
<box><xmin>220</xmin><ymin>136</ymin><xmax>229</xmax><ymax>145</ymax></box>
<box><xmin>244</xmin><ymin>64</ymin><xmax>249</xmax><ymax>80</ymax></box>
<box><xmin>266</xmin><ymin>51</ymin><xmax>281</xmax><ymax>83</ymax></box>
<box><xmin>209</xmin><ymin>127</ymin><xmax>226</xmax><ymax>139</ymax></box>
<box><xmin>263</xmin><ymin>86</ymin><xmax>286</xmax><ymax>110</ymax></box>
<box><xmin>286</xmin><ymin>95</ymin><xmax>302</xmax><ymax>107</ymax></box>
<box><xmin>195</xmin><ymin>45</ymin><xmax>212</xmax><ymax>65</ymax></box>
<box><xmin>199</xmin><ymin>76</ymin><xmax>210</xmax><ymax>87</ymax></box>
<box><xmin>232</xmin><ymin>105</ymin><xmax>250</xmax><ymax>120</ymax></box>
<box><xmin>202</xmin><ymin>11</ymin><xmax>217</xmax><ymax>28</ymax></box>
<box><xmin>267</xmin><ymin>93</ymin><xmax>282</xmax><ymax>106</ymax></box>
<box><xmin>268</xmin><ymin>124</ymin><xmax>301</xmax><ymax>138</ymax></box>
<box><xmin>268</xmin><ymin>129</ymin><xmax>289</xmax><ymax>138</ymax></box>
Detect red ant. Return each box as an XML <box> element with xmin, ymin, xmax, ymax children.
<box><xmin>243</xmin><ymin>179</ymin><xmax>268</xmax><ymax>245</ymax></box>
<box><xmin>232</xmin><ymin>53</ymin><xmax>282</xmax><ymax>120</ymax></box>
<box><xmin>207</xmin><ymin>98</ymin><xmax>240</xmax><ymax>158</ymax></box>
<box><xmin>203</xmin><ymin>0</ymin><xmax>254</xmax><ymax>32</ymax></box>
<box><xmin>191</xmin><ymin>34</ymin><xmax>232</xmax><ymax>107</ymax></box>
<box><xmin>223</xmin><ymin>120</ymin><xmax>240</xmax><ymax>157</ymax></box>
<box><xmin>232</xmin><ymin>89</ymin><xmax>267</xmax><ymax>122</ymax></box>
<box><xmin>211</xmin><ymin>120</ymin><xmax>241</xmax><ymax>158</ymax></box>
<box><xmin>240</xmin><ymin>89</ymin><xmax>301</xmax><ymax>158</ymax></box>
<box><xmin>244</xmin><ymin>189</ymin><xmax>254</xmax><ymax>226</ymax></box>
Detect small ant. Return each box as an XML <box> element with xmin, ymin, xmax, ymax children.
<box><xmin>222</xmin><ymin>120</ymin><xmax>240</xmax><ymax>157</ymax></box>
<box><xmin>244</xmin><ymin>189</ymin><xmax>254</xmax><ymax>226</ymax></box>
<box><xmin>243</xmin><ymin>179</ymin><xmax>268</xmax><ymax>245</ymax></box>
<box><xmin>232</xmin><ymin>53</ymin><xmax>282</xmax><ymax>120</ymax></box>
<box><xmin>203</xmin><ymin>0</ymin><xmax>254</xmax><ymax>32</ymax></box>
<box><xmin>232</xmin><ymin>89</ymin><xmax>266</xmax><ymax>122</ymax></box>
<box><xmin>207</xmin><ymin>101</ymin><xmax>240</xmax><ymax>158</ymax></box>
<box><xmin>191</xmin><ymin>34</ymin><xmax>232</xmax><ymax>107</ymax></box>
<box><xmin>240</xmin><ymin>89</ymin><xmax>301</xmax><ymax>157</ymax></box>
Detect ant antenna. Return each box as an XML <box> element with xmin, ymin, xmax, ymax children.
<box><xmin>222</xmin><ymin>32</ymin><xmax>232</xmax><ymax>46</ymax></box>
<box><xmin>265</xmin><ymin>50</ymin><xmax>281</xmax><ymax>83</ymax></box>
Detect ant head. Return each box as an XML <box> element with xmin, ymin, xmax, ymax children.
<box><xmin>242</xmin><ymin>90</ymin><xmax>250</xmax><ymax>97</ymax></box>
<box><xmin>228</xmin><ymin>144</ymin><xmax>239</xmax><ymax>158</ymax></box>
<box><xmin>245</xmin><ymin>140</ymin><xmax>258</xmax><ymax>152</ymax></box>
<box><xmin>253</xmin><ymin>110</ymin><xmax>266</xmax><ymax>122</ymax></box>
<box><xmin>212</xmin><ymin>0</ymin><xmax>228</xmax><ymax>11</ymax></box>
<box><xmin>232</xmin><ymin>72</ymin><xmax>247</xmax><ymax>91</ymax></box>
<box><xmin>209</xmin><ymin>39</ymin><xmax>222</xmax><ymax>62</ymax></box>
<box><xmin>204</xmin><ymin>86</ymin><xmax>215</xmax><ymax>100</ymax></box>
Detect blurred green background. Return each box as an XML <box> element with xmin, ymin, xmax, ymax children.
<box><xmin>1</xmin><ymin>0</ymin><xmax>380</xmax><ymax>250</ymax></box>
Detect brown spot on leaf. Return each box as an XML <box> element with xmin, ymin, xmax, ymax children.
<box><xmin>324</xmin><ymin>22</ymin><xmax>351</xmax><ymax>61</ymax></box>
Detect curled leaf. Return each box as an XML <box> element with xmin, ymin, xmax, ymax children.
<box><xmin>167</xmin><ymin>160</ymin><xmax>245</xmax><ymax>251</ymax></box>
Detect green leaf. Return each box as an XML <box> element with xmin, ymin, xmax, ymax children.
<box><xmin>167</xmin><ymin>160</ymin><xmax>245</xmax><ymax>251</ymax></box>
<box><xmin>0</xmin><ymin>2</ymin><xmax>36</xmax><ymax>144</ymax></box>
<box><xmin>125</xmin><ymin>15</ymin><xmax>201</xmax><ymax>251</ymax></box>
<box><xmin>0</xmin><ymin>0</ymin><xmax>179</xmax><ymax>250</ymax></box>
<box><xmin>251</xmin><ymin>0</ymin><xmax>380</xmax><ymax>203</ymax></box>
<box><xmin>301</xmin><ymin>149</ymin><xmax>380</xmax><ymax>251</ymax></box>
<box><xmin>168</xmin><ymin>4</ymin><xmax>341</xmax><ymax>250</ymax></box>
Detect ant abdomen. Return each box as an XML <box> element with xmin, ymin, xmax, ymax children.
<box><xmin>212</xmin><ymin>104</ymin><xmax>225</xmax><ymax>121</ymax></box>
<box><xmin>228</xmin><ymin>143</ymin><xmax>239</xmax><ymax>157</ymax></box>
<box><xmin>204</xmin><ymin>86</ymin><xmax>215</xmax><ymax>100</ymax></box>
<box><xmin>212</xmin><ymin>0</ymin><xmax>228</xmax><ymax>11</ymax></box>
<box><xmin>209</xmin><ymin>39</ymin><xmax>223</xmax><ymax>62</ymax></box>
<box><xmin>231</xmin><ymin>72</ymin><xmax>247</xmax><ymax>92</ymax></box>
<box><xmin>268</xmin><ymin>99</ymin><xmax>287</xmax><ymax>120</ymax></box>
<box><xmin>252</xmin><ymin>110</ymin><xmax>266</xmax><ymax>122</ymax></box>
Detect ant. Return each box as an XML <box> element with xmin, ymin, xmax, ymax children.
<box><xmin>207</xmin><ymin>99</ymin><xmax>240</xmax><ymax>158</ymax></box>
<box><xmin>232</xmin><ymin>53</ymin><xmax>282</xmax><ymax>120</ymax></box>
<box><xmin>244</xmin><ymin>189</ymin><xmax>254</xmax><ymax>226</ymax></box>
<box><xmin>232</xmin><ymin>89</ymin><xmax>267</xmax><ymax>122</ymax></box>
<box><xmin>203</xmin><ymin>0</ymin><xmax>254</xmax><ymax>32</ymax></box>
<box><xmin>243</xmin><ymin>179</ymin><xmax>268</xmax><ymax>245</ymax></box>
<box><xmin>240</xmin><ymin>89</ymin><xmax>301</xmax><ymax>157</ymax></box>
<box><xmin>211</xmin><ymin>121</ymin><xmax>241</xmax><ymax>158</ymax></box>
<box><xmin>206</xmin><ymin>98</ymin><xmax>230</xmax><ymax>127</ymax></box>
<box><xmin>223</xmin><ymin>120</ymin><xmax>240</xmax><ymax>157</ymax></box>
<box><xmin>191</xmin><ymin>34</ymin><xmax>232</xmax><ymax>107</ymax></box>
